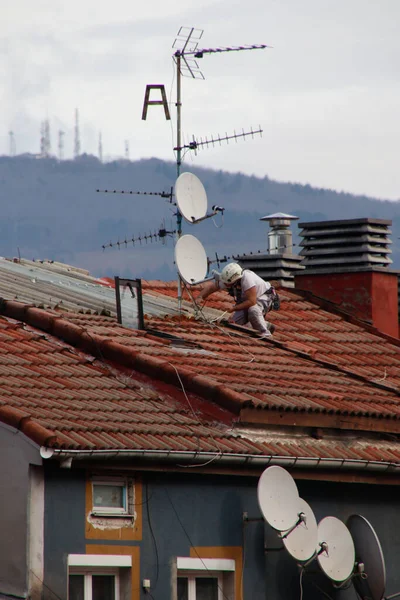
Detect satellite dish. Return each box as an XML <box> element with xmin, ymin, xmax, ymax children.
<box><xmin>317</xmin><ymin>516</ymin><xmax>355</xmax><ymax>583</ymax></box>
<box><xmin>257</xmin><ymin>466</ymin><xmax>300</xmax><ymax>531</ymax></box>
<box><xmin>175</xmin><ymin>234</ymin><xmax>208</xmax><ymax>285</ymax></box>
<box><xmin>347</xmin><ymin>514</ymin><xmax>386</xmax><ymax>600</ymax></box>
<box><xmin>175</xmin><ymin>172</ymin><xmax>208</xmax><ymax>223</ymax></box>
<box><xmin>282</xmin><ymin>498</ymin><xmax>318</xmax><ymax>562</ymax></box>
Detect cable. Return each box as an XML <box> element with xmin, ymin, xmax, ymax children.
<box><xmin>182</xmin><ymin>281</ymin><xmax>258</xmax><ymax>363</ymax></box>
<box><xmin>163</xmin><ymin>484</ymin><xmax>231</xmax><ymax>600</ymax></box>
<box><xmin>29</xmin><ymin>570</ymin><xmax>64</xmax><ymax>600</ymax></box>
<box><xmin>299</xmin><ymin>567</ymin><xmax>304</xmax><ymax>600</ymax></box>
<box><xmin>167</xmin><ymin>362</ymin><xmax>224</xmax><ymax>467</ymax></box>
<box><xmin>145</xmin><ymin>482</ymin><xmax>160</xmax><ymax>590</ymax></box>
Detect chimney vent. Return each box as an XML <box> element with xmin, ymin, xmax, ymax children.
<box><xmin>295</xmin><ymin>218</ymin><xmax>399</xmax><ymax>337</ymax></box>
<box><xmin>260</xmin><ymin>212</ymin><xmax>299</xmax><ymax>255</ymax></box>
<box><xmin>237</xmin><ymin>213</ymin><xmax>304</xmax><ymax>287</ymax></box>
<box><xmin>298</xmin><ymin>218</ymin><xmax>392</xmax><ymax>272</ymax></box>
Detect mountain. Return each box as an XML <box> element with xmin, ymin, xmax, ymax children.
<box><xmin>0</xmin><ymin>153</ymin><xmax>398</xmax><ymax>279</ymax></box>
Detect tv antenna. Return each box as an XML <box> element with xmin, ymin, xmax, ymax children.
<box><xmin>172</xmin><ymin>26</ymin><xmax>269</xmax><ymax>182</ymax></box>
<box><xmin>171</xmin><ymin>27</ymin><xmax>269</xmax><ymax>304</ymax></box>
<box><xmin>102</xmin><ymin>220</ymin><xmax>176</xmax><ymax>250</ymax></box>
<box><xmin>99</xmin><ymin>28</ymin><xmax>269</xmax><ymax>309</ymax></box>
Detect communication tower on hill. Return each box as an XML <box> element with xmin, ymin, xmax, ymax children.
<box><xmin>8</xmin><ymin>131</ymin><xmax>16</xmax><ymax>157</ymax></box>
<box><xmin>40</xmin><ymin>119</ymin><xmax>51</xmax><ymax>157</ymax></box>
<box><xmin>74</xmin><ymin>108</ymin><xmax>81</xmax><ymax>158</ymax></box>
<box><xmin>98</xmin><ymin>132</ymin><xmax>103</xmax><ymax>163</ymax></box>
<box><xmin>58</xmin><ymin>130</ymin><xmax>65</xmax><ymax>160</ymax></box>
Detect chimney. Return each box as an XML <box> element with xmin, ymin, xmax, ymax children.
<box><xmin>295</xmin><ymin>218</ymin><xmax>399</xmax><ymax>337</ymax></box>
<box><xmin>237</xmin><ymin>213</ymin><xmax>304</xmax><ymax>287</ymax></box>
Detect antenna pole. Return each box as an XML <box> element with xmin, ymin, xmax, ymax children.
<box><xmin>175</xmin><ymin>49</ymin><xmax>183</xmax><ymax>308</ymax></box>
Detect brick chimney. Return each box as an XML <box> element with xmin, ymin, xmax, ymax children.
<box><xmin>294</xmin><ymin>218</ymin><xmax>399</xmax><ymax>338</ymax></box>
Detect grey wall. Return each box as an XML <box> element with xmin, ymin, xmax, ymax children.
<box><xmin>44</xmin><ymin>465</ymin><xmax>87</xmax><ymax>600</ymax></box>
<box><xmin>43</xmin><ymin>468</ymin><xmax>400</xmax><ymax>600</ymax></box>
<box><xmin>0</xmin><ymin>424</ymin><xmax>41</xmax><ymax>598</ymax></box>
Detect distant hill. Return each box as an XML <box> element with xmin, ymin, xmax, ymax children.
<box><xmin>0</xmin><ymin>154</ymin><xmax>398</xmax><ymax>279</ymax></box>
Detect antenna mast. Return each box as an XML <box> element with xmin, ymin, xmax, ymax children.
<box><xmin>74</xmin><ymin>108</ymin><xmax>81</xmax><ymax>158</ymax></box>
<box><xmin>172</xmin><ymin>27</ymin><xmax>269</xmax><ymax>305</ymax></box>
<box><xmin>8</xmin><ymin>131</ymin><xmax>16</xmax><ymax>157</ymax></box>
<box><xmin>58</xmin><ymin>130</ymin><xmax>65</xmax><ymax>160</ymax></box>
<box><xmin>98</xmin><ymin>132</ymin><xmax>103</xmax><ymax>163</ymax></box>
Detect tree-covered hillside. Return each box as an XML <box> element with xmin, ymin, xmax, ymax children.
<box><xmin>0</xmin><ymin>154</ymin><xmax>398</xmax><ymax>279</ymax></box>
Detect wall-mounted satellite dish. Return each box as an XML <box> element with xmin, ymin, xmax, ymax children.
<box><xmin>175</xmin><ymin>234</ymin><xmax>208</xmax><ymax>285</ymax></box>
<box><xmin>282</xmin><ymin>498</ymin><xmax>318</xmax><ymax>562</ymax></box>
<box><xmin>175</xmin><ymin>172</ymin><xmax>208</xmax><ymax>223</ymax></box>
<box><xmin>257</xmin><ymin>466</ymin><xmax>300</xmax><ymax>531</ymax></box>
<box><xmin>317</xmin><ymin>516</ymin><xmax>355</xmax><ymax>584</ymax></box>
<box><xmin>347</xmin><ymin>514</ymin><xmax>386</xmax><ymax>600</ymax></box>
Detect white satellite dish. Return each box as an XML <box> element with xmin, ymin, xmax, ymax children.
<box><xmin>175</xmin><ymin>234</ymin><xmax>208</xmax><ymax>285</ymax></box>
<box><xmin>257</xmin><ymin>466</ymin><xmax>300</xmax><ymax>531</ymax></box>
<box><xmin>282</xmin><ymin>498</ymin><xmax>318</xmax><ymax>562</ymax></box>
<box><xmin>317</xmin><ymin>516</ymin><xmax>355</xmax><ymax>583</ymax></box>
<box><xmin>175</xmin><ymin>172</ymin><xmax>208</xmax><ymax>223</ymax></box>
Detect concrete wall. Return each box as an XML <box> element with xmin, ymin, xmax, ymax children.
<box><xmin>43</xmin><ymin>468</ymin><xmax>400</xmax><ymax>600</ymax></box>
<box><xmin>0</xmin><ymin>423</ymin><xmax>42</xmax><ymax>598</ymax></box>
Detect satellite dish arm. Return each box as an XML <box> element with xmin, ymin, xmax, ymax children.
<box><xmin>188</xmin><ymin>205</ymin><xmax>225</xmax><ymax>224</ymax></box>
<box><xmin>195</xmin><ymin>277</ymin><xmax>219</xmax><ymax>297</ymax></box>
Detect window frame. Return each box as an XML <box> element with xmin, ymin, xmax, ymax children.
<box><xmin>91</xmin><ymin>477</ymin><xmax>129</xmax><ymax>516</ymax></box>
<box><xmin>68</xmin><ymin>568</ymin><xmax>120</xmax><ymax>600</ymax></box>
<box><xmin>176</xmin><ymin>557</ymin><xmax>235</xmax><ymax>600</ymax></box>
<box><xmin>178</xmin><ymin>572</ymin><xmax>224</xmax><ymax>600</ymax></box>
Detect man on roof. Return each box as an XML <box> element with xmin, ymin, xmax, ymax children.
<box><xmin>196</xmin><ymin>262</ymin><xmax>277</xmax><ymax>337</ymax></box>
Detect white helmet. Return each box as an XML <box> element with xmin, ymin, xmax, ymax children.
<box><xmin>221</xmin><ymin>263</ymin><xmax>243</xmax><ymax>285</ymax></box>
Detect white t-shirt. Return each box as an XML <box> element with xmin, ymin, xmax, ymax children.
<box><xmin>215</xmin><ymin>269</ymin><xmax>271</xmax><ymax>298</ymax></box>
<box><xmin>241</xmin><ymin>269</ymin><xmax>271</xmax><ymax>298</ymax></box>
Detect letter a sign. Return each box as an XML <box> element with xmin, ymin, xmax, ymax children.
<box><xmin>141</xmin><ymin>85</ymin><xmax>171</xmax><ymax>120</ymax></box>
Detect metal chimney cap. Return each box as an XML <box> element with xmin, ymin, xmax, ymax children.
<box><xmin>260</xmin><ymin>212</ymin><xmax>299</xmax><ymax>222</ymax></box>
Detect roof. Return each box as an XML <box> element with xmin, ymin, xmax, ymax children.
<box><xmin>0</xmin><ymin>259</ymin><xmax>399</xmax><ymax>472</ymax></box>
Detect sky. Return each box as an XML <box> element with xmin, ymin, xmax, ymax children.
<box><xmin>1</xmin><ymin>0</ymin><xmax>399</xmax><ymax>200</ymax></box>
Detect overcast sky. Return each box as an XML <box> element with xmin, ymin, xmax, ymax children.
<box><xmin>1</xmin><ymin>0</ymin><xmax>399</xmax><ymax>200</ymax></box>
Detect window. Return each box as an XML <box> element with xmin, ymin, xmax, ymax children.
<box><xmin>176</xmin><ymin>558</ymin><xmax>235</xmax><ymax>600</ymax></box>
<box><xmin>178</xmin><ymin>573</ymin><xmax>222</xmax><ymax>600</ymax></box>
<box><xmin>69</xmin><ymin>572</ymin><xmax>117</xmax><ymax>600</ymax></box>
<box><xmin>91</xmin><ymin>478</ymin><xmax>129</xmax><ymax>516</ymax></box>
<box><xmin>68</xmin><ymin>555</ymin><xmax>132</xmax><ymax>600</ymax></box>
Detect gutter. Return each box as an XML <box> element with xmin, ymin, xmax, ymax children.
<box><xmin>41</xmin><ymin>447</ymin><xmax>400</xmax><ymax>473</ymax></box>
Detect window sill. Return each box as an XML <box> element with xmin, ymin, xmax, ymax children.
<box><xmin>91</xmin><ymin>512</ymin><xmax>134</xmax><ymax>519</ymax></box>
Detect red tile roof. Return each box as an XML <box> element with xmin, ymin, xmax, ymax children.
<box><xmin>0</xmin><ymin>279</ymin><xmax>399</xmax><ymax>469</ymax></box>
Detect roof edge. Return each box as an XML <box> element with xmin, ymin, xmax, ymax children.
<box><xmin>43</xmin><ymin>447</ymin><xmax>400</xmax><ymax>474</ymax></box>
<box><xmin>0</xmin><ymin>406</ymin><xmax>58</xmax><ymax>446</ymax></box>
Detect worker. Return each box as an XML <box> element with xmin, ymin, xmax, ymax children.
<box><xmin>196</xmin><ymin>262</ymin><xmax>277</xmax><ymax>337</ymax></box>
